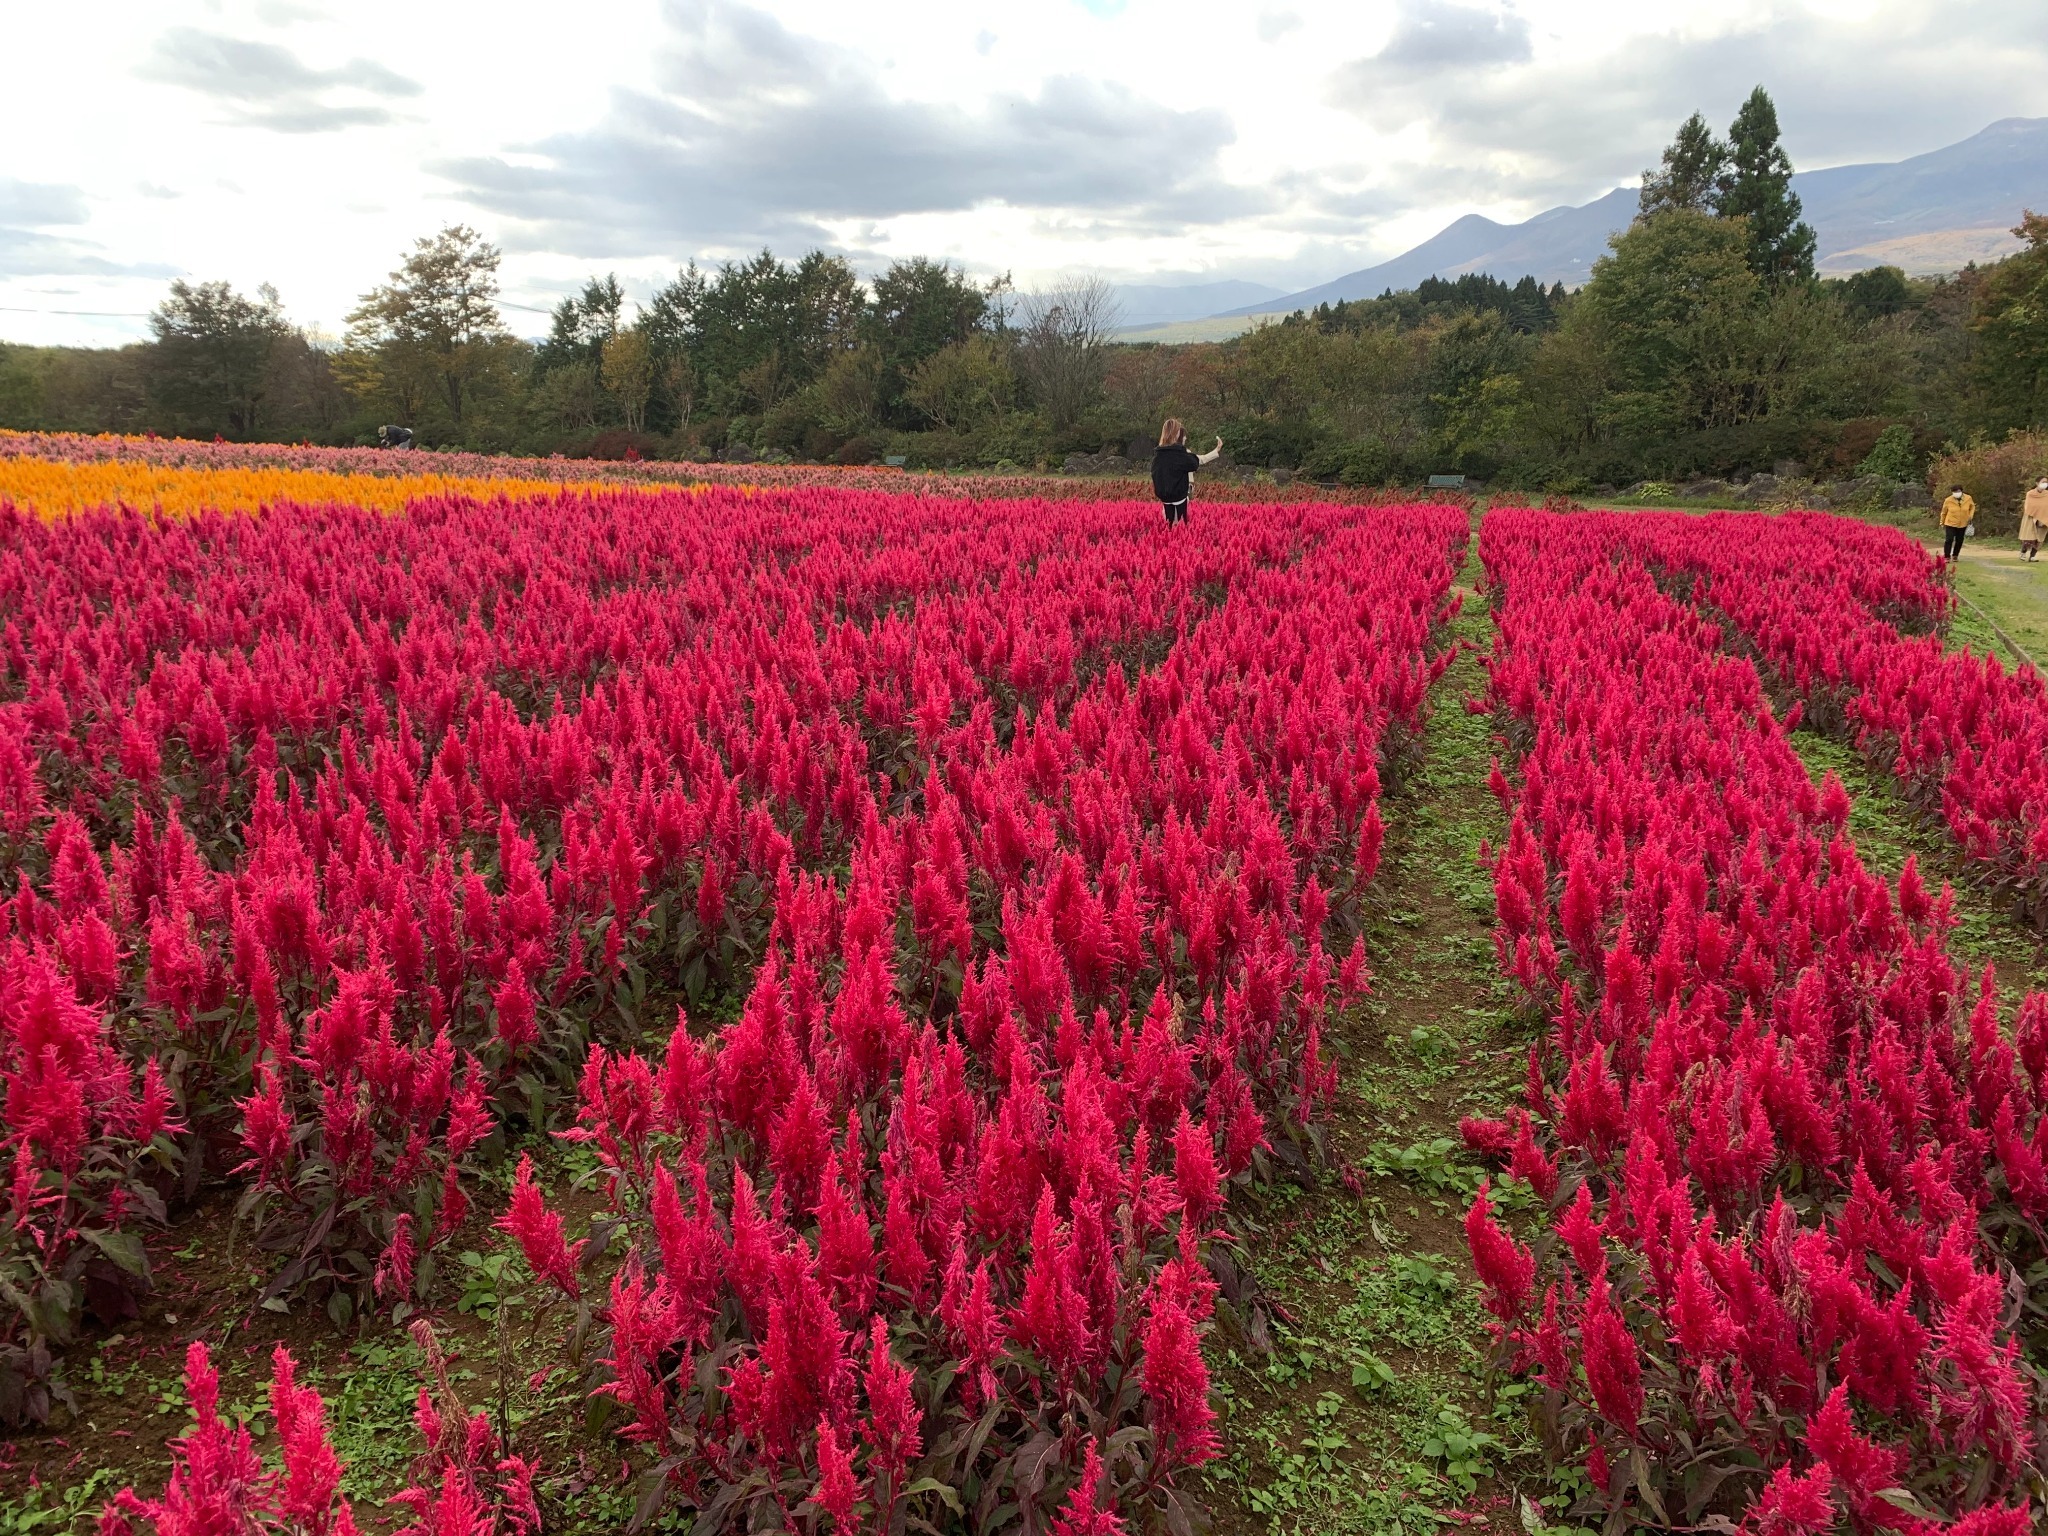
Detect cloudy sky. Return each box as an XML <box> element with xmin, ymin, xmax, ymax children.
<box><xmin>5</xmin><ymin>0</ymin><xmax>2045</xmax><ymax>345</ymax></box>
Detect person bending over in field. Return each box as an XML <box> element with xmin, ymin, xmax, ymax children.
<box><xmin>2021</xmin><ymin>476</ymin><xmax>2048</xmax><ymax>563</ymax></box>
<box><xmin>1152</xmin><ymin>419</ymin><xmax>1223</xmax><ymax>526</ymax></box>
<box><xmin>1939</xmin><ymin>484</ymin><xmax>1975</xmax><ymax>561</ymax></box>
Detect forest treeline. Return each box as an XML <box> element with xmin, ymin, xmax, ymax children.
<box><xmin>2</xmin><ymin>90</ymin><xmax>2043</xmax><ymax>492</ymax></box>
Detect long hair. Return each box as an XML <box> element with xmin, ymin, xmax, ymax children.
<box><xmin>1158</xmin><ymin>418</ymin><xmax>1186</xmax><ymax>447</ymax></box>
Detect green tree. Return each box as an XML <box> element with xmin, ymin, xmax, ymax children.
<box><xmin>1574</xmin><ymin>209</ymin><xmax>1762</xmax><ymax>440</ymax></box>
<box><xmin>659</xmin><ymin>353</ymin><xmax>696</xmax><ymax>435</ymax></box>
<box><xmin>810</xmin><ymin>344</ymin><xmax>884</xmax><ymax>436</ymax></box>
<box><xmin>1639</xmin><ymin>112</ymin><xmax>1730</xmax><ymax>219</ymax></box>
<box><xmin>262</xmin><ymin>331</ymin><xmax>348</xmax><ymax>440</ymax></box>
<box><xmin>1860</xmin><ymin>423</ymin><xmax>1919</xmax><ymax>480</ymax></box>
<box><xmin>645</xmin><ymin>251</ymin><xmax>866</xmax><ymax>422</ymax></box>
<box><xmin>1720</xmin><ymin>87</ymin><xmax>1816</xmax><ymax>286</ymax></box>
<box><xmin>535</xmin><ymin>275</ymin><xmax>624</xmax><ymax>380</ymax></box>
<box><xmin>1737</xmin><ymin>279</ymin><xmax>1906</xmax><ymax>430</ymax></box>
<box><xmin>0</xmin><ymin>346</ymin><xmax>46</xmax><ymax>428</ymax></box>
<box><xmin>1419</xmin><ymin>310</ymin><xmax>1531</xmax><ymax>468</ymax></box>
<box><xmin>904</xmin><ymin>335</ymin><xmax>1014</xmax><ymax>431</ymax></box>
<box><xmin>1972</xmin><ymin>211</ymin><xmax>2048</xmax><ymax>429</ymax></box>
<box><xmin>531</xmin><ymin>362</ymin><xmax>601</xmax><ymax>436</ymax></box>
<box><xmin>600</xmin><ymin>328</ymin><xmax>653</xmax><ymax>433</ymax></box>
<box><xmin>146</xmin><ymin>279</ymin><xmax>292</xmax><ymax>438</ymax></box>
<box><xmin>1829</xmin><ymin>264</ymin><xmax>1913</xmax><ymax>322</ymax></box>
<box><xmin>1515</xmin><ymin>299</ymin><xmax>1615</xmax><ymax>468</ymax></box>
<box><xmin>868</xmin><ymin>258</ymin><xmax>1003</xmax><ymax>420</ymax></box>
<box><xmin>345</xmin><ymin>226</ymin><xmax>512</xmax><ymax>429</ymax></box>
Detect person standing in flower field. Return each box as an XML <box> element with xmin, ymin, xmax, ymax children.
<box><xmin>1152</xmin><ymin>419</ymin><xmax>1223</xmax><ymax>526</ymax></box>
<box><xmin>2021</xmin><ymin>476</ymin><xmax>2048</xmax><ymax>563</ymax></box>
<box><xmin>1939</xmin><ymin>484</ymin><xmax>1976</xmax><ymax>561</ymax></box>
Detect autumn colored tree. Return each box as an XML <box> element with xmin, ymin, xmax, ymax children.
<box><xmin>345</xmin><ymin>225</ymin><xmax>514</xmax><ymax>429</ymax></box>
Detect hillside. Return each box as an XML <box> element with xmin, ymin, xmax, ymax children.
<box><xmin>1224</xmin><ymin>116</ymin><xmax>2048</xmax><ymax>318</ymax></box>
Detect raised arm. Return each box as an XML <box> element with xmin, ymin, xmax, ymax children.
<box><xmin>1196</xmin><ymin>436</ymin><xmax>1223</xmax><ymax>467</ymax></box>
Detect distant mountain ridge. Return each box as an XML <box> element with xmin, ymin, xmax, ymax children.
<box><xmin>1108</xmin><ymin>279</ymin><xmax>1286</xmax><ymax>330</ymax></box>
<box><xmin>1221</xmin><ymin>117</ymin><xmax>2048</xmax><ymax>319</ymax></box>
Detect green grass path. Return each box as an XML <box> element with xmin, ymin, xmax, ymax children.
<box><xmin>1197</xmin><ymin>533</ymin><xmax>1564</xmax><ymax>1536</ymax></box>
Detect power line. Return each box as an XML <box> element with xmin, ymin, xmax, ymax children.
<box><xmin>3</xmin><ymin>300</ymin><xmax>559</xmax><ymax>318</ymax></box>
<box><xmin>0</xmin><ymin>305</ymin><xmax>154</xmax><ymax>318</ymax></box>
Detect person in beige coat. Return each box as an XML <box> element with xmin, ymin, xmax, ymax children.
<box><xmin>2023</xmin><ymin>476</ymin><xmax>2048</xmax><ymax>563</ymax></box>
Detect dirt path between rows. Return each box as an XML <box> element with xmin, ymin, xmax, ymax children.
<box><xmin>1199</xmin><ymin>528</ymin><xmax>1542</xmax><ymax>1536</ymax></box>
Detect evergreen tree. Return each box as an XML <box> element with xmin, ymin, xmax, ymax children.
<box><xmin>534</xmin><ymin>274</ymin><xmax>624</xmax><ymax>379</ymax></box>
<box><xmin>1720</xmin><ymin>87</ymin><xmax>1817</xmax><ymax>285</ymax></box>
<box><xmin>1639</xmin><ymin>112</ymin><xmax>1730</xmax><ymax>218</ymax></box>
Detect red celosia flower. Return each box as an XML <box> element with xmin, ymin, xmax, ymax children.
<box><xmin>1171</xmin><ymin>1107</ymin><xmax>1221</xmax><ymax>1228</ymax></box>
<box><xmin>1743</xmin><ymin>1462</ymin><xmax>1835</xmax><ymax>1536</ymax></box>
<box><xmin>498</xmin><ymin>1153</ymin><xmax>584</xmax><ymax>1298</ymax></box>
<box><xmin>1579</xmin><ymin>1280</ymin><xmax>1643</xmax><ymax>1438</ymax></box>
<box><xmin>375</xmin><ymin>1214</ymin><xmax>417</xmax><ymax>1304</ymax></box>
<box><xmin>272</xmin><ymin>1345</ymin><xmax>346</xmax><ymax>1536</ymax></box>
<box><xmin>861</xmin><ymin>1315</ymin><xmax>921</xmax><ymax>1475</ymax></box>
<box><xmin>1140</xmin><ymin>1268</ymin><xmax>1216</xmax><ymax>1470</ymax></box>
<box><xmin>1465</xmin><ymin>1182</ymin><xmax>1535</xmax><ymax>1322</ymax></box>
<box><xmin>814</xmin><ymin>1415</ymin><xmax>862</xmax><ymax>1531</ymax></box>
<box><xmin>1051</xmin><ymin>1439</ymin><xmax>1127</xmax><ymax>1536</ymax></box>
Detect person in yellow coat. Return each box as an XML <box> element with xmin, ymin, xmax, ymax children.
<box><xmin>2022</xmin><ymin>476</ymin><xmax>2048</xmax><ymax>563</ymax></box>
<box><xmin>1940</xmin><ymin>485</ymin><xmax>1976</xmax><ymax>561</ymax></box>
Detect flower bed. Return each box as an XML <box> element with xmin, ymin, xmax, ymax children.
<box><xmin>0</xmin><ymin>472</ymin><xmax>1466</xmax><ymax>1528</ymax></box>
<box><xmin>1464</xmin><ymin>508</ymin><xmax>2040</xmax><ymax>1533</ymax></box>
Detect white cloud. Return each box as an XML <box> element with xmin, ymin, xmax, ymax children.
<box><xmin>0</xmin><ymin>179</ymin><xmax>179</xmax><ymax>279</ymax></box>
<box><xmin>140</xmin><ymin>27</ymin><xmax>422</xmax><ymax>132</ymax></box>
<box><xmin>0</xmin><ymin>0</ymin><xmax>2044</xmax><ymax>345</ymax></box>
<box><xmin>1256</xmin><ymin>9</ymin><xmax>1302</xmax><ymax>42</ymax></box>
<box><xmin>438</xmin><ymin>0</ymin><xmax>1249</xmax><ymax>258</ymax></box>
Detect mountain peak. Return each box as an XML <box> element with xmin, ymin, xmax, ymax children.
<box><xmin>1224</xmin><ymin>119</ymin><xmax>2046</xmax><ymax>321</ymax></box>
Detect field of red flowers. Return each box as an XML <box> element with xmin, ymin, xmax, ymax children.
<box><xmin>0</xmin><ymin>439</ymin><xmax>1474</xmax><ymax>1533</ymax></box>
<box><xmin>1465</xmin><ymin>510</ymin><xmax>2045</xmax><ymax>1534</ymax></box>
<box><xmin>1</xmin><ymin>442</ymin><xmax>2043</xmax><ymax>1535</ymax></box>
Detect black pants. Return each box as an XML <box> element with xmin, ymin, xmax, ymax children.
<box><xmin>1943</xmin><ymin>525</ymin><xmax>1966</xmax><ymax>559</ymax></box>
<box><xmin>1162</xmin><ymin>500</ymin><xmax>1188</xmax><ymax>525</ymax></box>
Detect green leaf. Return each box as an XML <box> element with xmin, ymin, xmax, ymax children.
<box><xmin>903</xmin><ymin>1477</ymin><xmax>963</xmax><ymax>1514</ymax></box>
<box><xmin>83</xmin><ymin>1228</ymin><xmax>150</xmax><ymax>1277</ymax></box>
<box><xmin>1873</xmin><ymin>1488</ymin><xmax>1943</xmax><ymax>1523</ymax></box>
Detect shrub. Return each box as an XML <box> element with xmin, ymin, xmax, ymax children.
<box><xmin>1299</xmin><ymin>440</ymin><xmax>1392</xmax><ymax>486</ymax></box>
<box><xmin>1221</xmin><ymin>416</ymin><xmax>1328</xmax><ymax>471</ymax></box>
<box><xmin>1927</xmin><ymin>430</ymin><xmax>2048</xmax><ymax>536</ymax></box>
<box><xmin>1859</xmin><ymin>422</ymin><xmax>1919</xmax><ymax>482</ymax></box>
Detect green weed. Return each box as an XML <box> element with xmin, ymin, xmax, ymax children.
<box><xmin>0</xmin><ymin>1470</ymin><xmax>119</xmax><ymax>1536</ymax></box>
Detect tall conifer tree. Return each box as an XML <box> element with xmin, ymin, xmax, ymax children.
<box><xmin>1720</xmin><ymin>87</ymin><xmax>1817</xmax><ymax>285</ymax></box>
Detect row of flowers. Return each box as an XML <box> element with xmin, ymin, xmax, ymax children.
<box><xmin>1462</xmin><ymin>509</ymin><xmax>2040</xmax><ymax>1533</ymax></box>
<box><xmin>0</xmin><ymin>429</ymin><xmax>1411</xmax><ymax>508</ymax></box>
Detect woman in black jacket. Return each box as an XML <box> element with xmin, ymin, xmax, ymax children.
<box><xmin>1151</xmin><ymin>419</ymin><xmax>1223</xmax><ymax>524</ymax></box>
